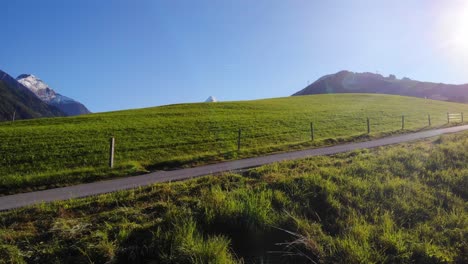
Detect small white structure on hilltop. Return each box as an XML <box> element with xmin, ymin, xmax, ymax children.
<box><xmin>205</xmin><ymin>96</ymin><xmax>218</xmax><ymax>102</ymax></box>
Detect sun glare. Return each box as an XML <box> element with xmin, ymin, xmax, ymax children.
<box><xmin>438</xmin><ymin>1</ymin><xmax>468</xmax><ymax>59</ymax></box>
<box><xmin>450</xmin><ymin>6</ymin><xmax>468</xmax><ymax>50</ymax></box>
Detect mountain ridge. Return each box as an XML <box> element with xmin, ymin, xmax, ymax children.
<box><xmin>0</xmin><ymin>70</ymin><xmax>65</xmax><ymax>121</ymax></box>
<box><xmin>293</xmin><ymin>70</ymin><xmax>468</xmax><ymax>103</ymax></box>
<box><xmin>17</xmin><ymin>74</ymin><xmax>91</xmax><ymax>116</ymax></box>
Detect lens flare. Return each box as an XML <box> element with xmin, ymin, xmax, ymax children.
<box><xmin>437</xmin><ymin>1</ymin><xmax>468</xmax><ymax>60</ymax></box>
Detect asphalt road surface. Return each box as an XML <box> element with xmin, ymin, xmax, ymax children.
<box><xmin>1</xmin><ymin>125</ymin><xmax>468</xmax><ymax>211</ymax></box>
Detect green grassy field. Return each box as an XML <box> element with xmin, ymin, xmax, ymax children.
<box><xmin>0</xmin><ymin>131</ymin><xmax>466</xmax><ymax>263</ymax></box>
<box><xmin>1</xmin><ymin>93</ymin><xmax>468</xmax><ymax>194</ymax></box>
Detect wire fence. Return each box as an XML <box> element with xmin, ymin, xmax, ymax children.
<box><xmin>103</xmin><ymin>112</ymin><xmax>466</xmax><ymax>167</ymax></box>
<box><xmin>0</xmin><ymin>112</ymin><xmax>466</xmax><ymax>172</ymax></box>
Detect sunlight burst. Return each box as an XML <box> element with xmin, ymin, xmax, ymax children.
<box><xmin>449</xmin><ymin>5</ymin><xmax>468</xmax><ymax>52</ymax></box>
<box><xmin>438</xmin><ymin>1</ymin><xmax>468</xmax><ymax>59</ymax></box>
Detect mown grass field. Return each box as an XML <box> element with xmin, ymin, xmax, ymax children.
<box><xmin>1</xmin><ymin>94</ymin><xmax>468</xmax><ymax>194</ymax></box>
<box><xmin>0</xmin><ymin>131</ymin><xmax>466</xmax><ymax>263</ymax></box>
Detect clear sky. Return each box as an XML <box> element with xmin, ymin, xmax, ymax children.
<box><xmin>2</xmin><ymin>0</ymin><xmax>468</xmax><ymax>112</ymax></box>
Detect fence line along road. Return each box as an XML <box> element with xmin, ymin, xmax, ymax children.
<box><xmin>1</xmin><ymin>125</ymin><xmax>468</xmax><ymax>211</ymax></box>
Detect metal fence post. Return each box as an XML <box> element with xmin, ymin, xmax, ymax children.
<box><xmin>401</xmin><ymin>115</ymin><xmax>405</xmax><ymax>130</ymax></box>
<box><xmin>447</xmin><ymin>112</ymin><xmax>450</xmax><ymax>123</ymax></box>
<box><xmin>109</xmin><ymin>137</ymin><xmax>115</xmax><ymax>168</ymax></box>
<box><xmin>237</xmin><ymin>128</ymin><xmax>242</xmax><ymax>151</ymax></box>
<box><xmin>310</xmin><ymin>122</ymin><xmax>314</xmax><ymax>141</ymax></box>
<box><xmin>428</xmin><ymin>114</ymin><xmax>431</xmax><ymax>126</ymax></box>
<box><xmin>462</xmin><ymin>112</ymin><xmax>464</xmax><ymax>123</ymax></box>
<box><xmin>367</xmin><ymin>117</ymin><xmax>370</xmax><ymax>134</ymax></box>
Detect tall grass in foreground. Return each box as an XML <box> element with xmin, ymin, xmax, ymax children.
<box><xmin>1</xmin><ymin>94</ymin><xmax>468</xmax><ymax>194</ymax></box>
<box><xmin>0</xmin><ymin>131</ymin><xmax>467</xmax><ymax>263</ymax></box>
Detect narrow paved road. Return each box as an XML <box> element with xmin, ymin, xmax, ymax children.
<box><xmin>1</xmin><ymin>125</ymin><xmax>468</xmax><ymax>211</ymax></box>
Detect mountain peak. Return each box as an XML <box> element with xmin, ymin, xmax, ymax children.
<box><xmin>16</xmin><ymin>73</ymin><xmax>91</xmax><ymax>116</ymax></box>
<box><xmin>205</xmin><ymin>96</ymin><xmax>218</xmax><ymax>102</ymax></box>
<box><xmin>17</xmin><ymin>74</ymin><xmax>56</xmax><ymax>102</ymax></box>
<box><xmin>17</xmin><ymin>73</ymin><xmax>35</xmax><ymax>79</ymax></box>
<box><xmin>0</xmin><ymin>70</ymin><xmax>65</xmax><ymax>121</ymax></box>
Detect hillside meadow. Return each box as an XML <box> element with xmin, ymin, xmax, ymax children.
<box><xmin>1</xmin><ymin>94</ymin><xmax>468</xmax><ymax>194</ymax></box>
<box><xmin>0</xmin><ymin>130</ymin><xmax>466</xmax><ymax>263</ymax></box>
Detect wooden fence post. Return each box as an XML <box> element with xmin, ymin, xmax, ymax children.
<box><xmin>447</xmin><ymin>112</ymin><xmax>450</xmax><ymax>123</ymax></box>
<box><xmin>462</xmin><ymin>112</ymin><xmax>464</xmax><ymax>123</ymax></box>
<box><xmin>428</xmin><ymin>114</ymin><xmax>431</xmax><ymax>126</ymax></box>
<box><xmin>109</xmin><ymin>137</ymin><xmax>115</xmax><ymax>168</ymax></box>
<box><xmin>367</xmin><ymin>117</ymin><xmax>370</xmax><ymax>134</ymax></box>
<box><xmin>237</xmin><ymin>128</ymin><xmax>242</xmax><ymax>151</ymax></box>
<box><xmin>310</xmin><ymin>122</ymin><xmax>314</xmax><ymax>141</ymax></box>
<box><xmin>401</xmin><ymin>115</ymin><xmax>405</xmax><ymax>130</ymax></box>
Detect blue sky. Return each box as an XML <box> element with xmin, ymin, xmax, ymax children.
<box><xmin>1</xmin><ymin>0</ymin><xmax>467</xmax><ymax>112</ymax></box>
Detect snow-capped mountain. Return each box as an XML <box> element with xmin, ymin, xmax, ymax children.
<box><xmin>0</xmin><ymin>69</ymin><xmax>65</xmax><ymax>121</ymax></box>
<box><xmin>16</xmin><ymin>74</ymin><xmax>56</xmax><ymax>102</ymax></box>
<box><xmin>205</xmin><ymin>96</ymin><xmax>218</xmax><ymax>102</ymax></box>
<box><xmin>17</xmin><ymin>74</ymin><xmax>90</xmax><ymax>116</ymax></box>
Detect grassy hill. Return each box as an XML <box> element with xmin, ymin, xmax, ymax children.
<box><xmin>0</xmin><ymin>131</ymin><xmax>466</xmax><ymax>263</ymax></box>
<box><xmin>1</xmin><ymin>93</ymin><xmax>468</xmax><ymax>194</ymax></box>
